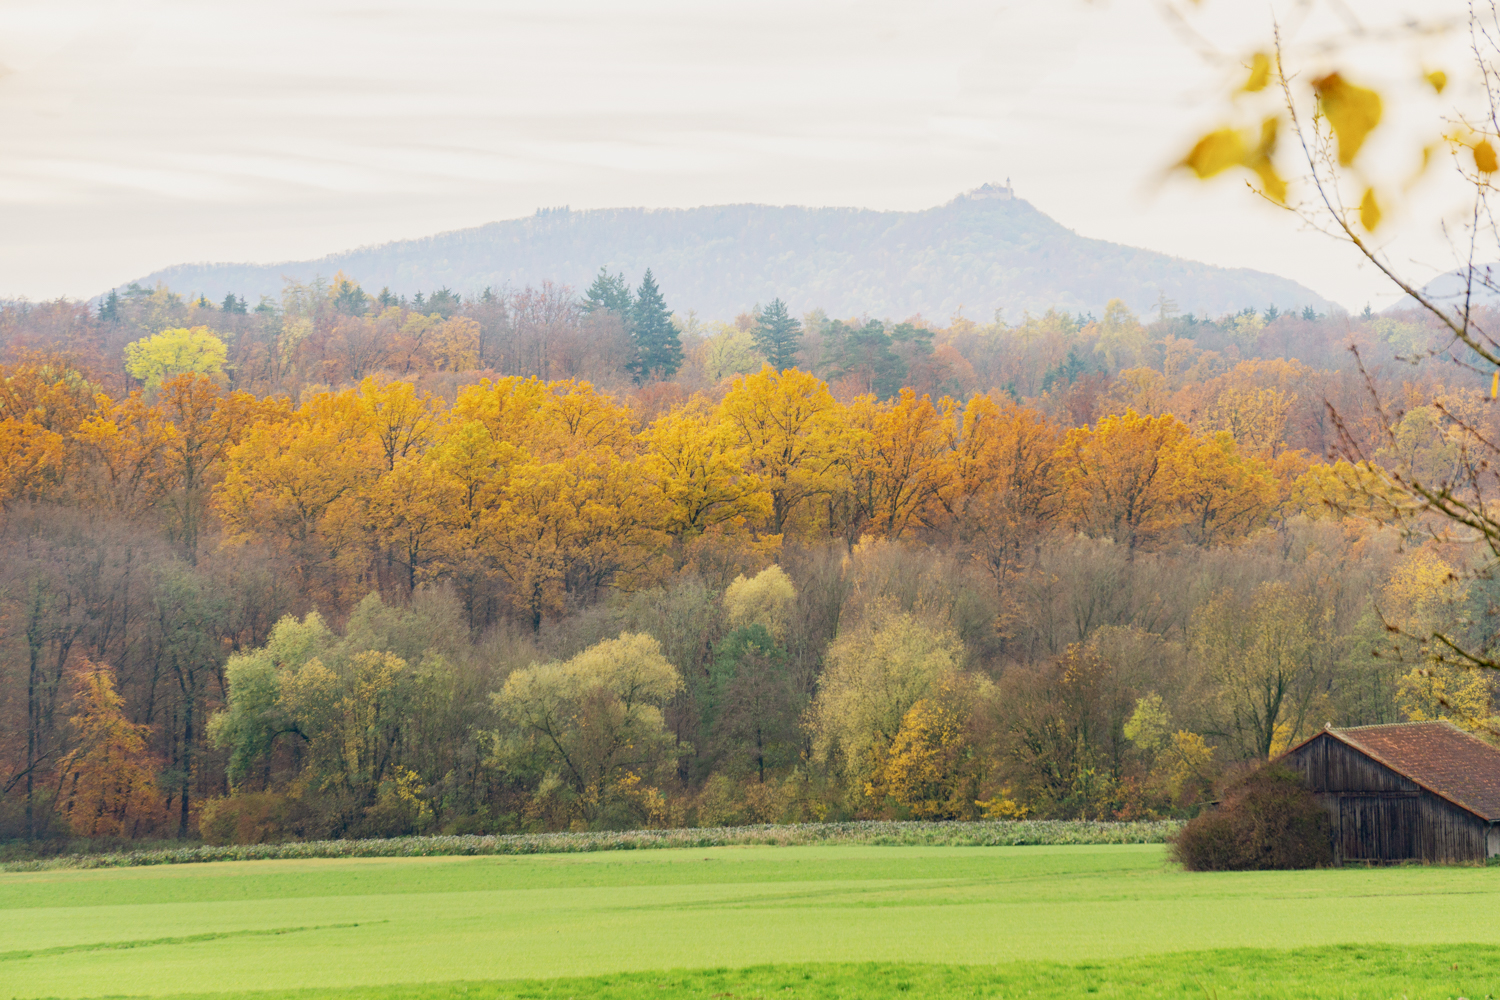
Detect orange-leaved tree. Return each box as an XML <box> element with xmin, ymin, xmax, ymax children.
<box><xmin>57</xmin><ymin>659</ymin><xmax>163</xmax><ymax>838</ymax></box>
<box><xmin>215</xmin><ymin>387</ymin><xmax>379</xmax><ymax>600</ymax></box>
<box><xmin>843</xmin><ymin>388</ymin><xmax>949</xmax><ymax>539</ymax></box>
<box><xmin>929</xmin><ymin>394</ymin><xmax>1064</xmax><ymax>592</ymax></box>
<box><xmin>0</xmin><ymin>359</ymin><xmax>97</xmax><ymax>507</ymax></box>
<box><xmin>1171</xmin><ymin>431</ymin><xmax>1281</xmax><ymax>547</ymax></box>
<box><xmin>1057</xmin><ymin>409</ymin><xmax>1193</xmax><ymax>550</ymax></box>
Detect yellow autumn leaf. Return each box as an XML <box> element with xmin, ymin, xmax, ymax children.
<box><xmin>1256</xmin><ymin>116</ymin><xmax>1278</xmax><ymax>153</ymax></box>
<box><xmin>1246</xmin><ymin>118</ymin><xmax>1286</xmax><ymax>203</ymax></box>
<box><xmin>1181</xmin><ymin>129</ymin><xmax>1248</xmax><ymax>179</ymax></box>
<box><xmin>1250</xmin><ymin>159</ymin><xmax>1287</xmax><ymax>203</ymax></box>
<box><xmin>1314</xmin><ymin>73</ymin><xmax>1383</xmax><ymax>166</ymax></box>
<box><xmin>1474</xmin><ymin>139</ymin><xmax>1498</xmax><ymax>174</ymax></box>
<box><xmin>1244</xmin><ymin>53</ymin><xmax>1272</xmax><ymax>93</ymax></box>
<box><xmin>1491</xmin><ymin>370</ymin><xmax>1498</xmax><ymax>400</ymax></box>
<box><xmin>1426</xmin><ymin>69</ymin><xmax>1448</xmax><ymax>95</ymax></box>
<box><xmin>1359</xmin><ymin>187</ymin><xmax>1382</xmax><ymax>231</ymax></box>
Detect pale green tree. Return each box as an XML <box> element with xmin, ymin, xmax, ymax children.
<box><xmin>494</xmin><ymin>632</ymin><xmax>683</xmax><ymax>826</ymax></box>
<box><xmin>723</xmin><ymin>565</ymin><xmax>796</xmax><ymax>639</ymax></box>
<box><xmin>701</xmin><ymin>323</ymin><xmax>762</xmax><ymax>382</ymax></box>
<box><xmin>1191</xmin><ymin>582</ymin><xmax>1326</xmax><ymax>759</ymax></box>
<box><xmin>208</xmin><ymin>611</ymin><xmax>335</xmax><ymax>787</ymax></box>
<box><xmin>806</xmin><ymin>609</ymin><xmax>964</xmax><ymax>788</ymax></box>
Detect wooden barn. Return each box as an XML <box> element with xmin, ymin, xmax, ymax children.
<box><xmin>1279</xmin><ymin>721</ymin><xmax>1500</xmax><ymax>863</ymax></box>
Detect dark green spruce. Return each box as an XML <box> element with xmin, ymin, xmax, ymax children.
<box><xmin>583</xmin><ymin>267</ymin><xmax>635</xmax><ymax>320</ymax></box>
<box><xmin>752</xmin><ymin>298</ymin><xmax>803</xmax><ymax>371</ymax></box>
<box><xmin>629</xmin><ymin>268</ymin><xmax>682</xmax><ymax>380</ymax></box>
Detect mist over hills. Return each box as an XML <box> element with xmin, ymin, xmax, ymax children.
<box><xmin>128</xmin><ymin>186</ymin><xmax>1335</xmax><ymax>321</ymax></box>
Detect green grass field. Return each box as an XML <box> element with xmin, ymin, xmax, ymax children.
<box><xmin>3</xmin><ymin>844</ymin><xmax>1499</xmax><ymax>999</ymax></box>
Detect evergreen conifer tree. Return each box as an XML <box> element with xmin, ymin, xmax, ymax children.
<box><xmin>427</xmin><ymin>287</ymin><xmax>461</xmax><ymax>318</ymax></box>
<box><xmin>333</xmin><ymin>278</ymin><xmax>368</xmax><ymax>316</ymax></box>
<box><xmin>630</xmin><ymin>269</ymin><xmax>682</xmax><ymax>381</ymax></box>
<box><xmin>583</xmin><ymin>267</ymin><xmax>634</xmax><ymax>319</ymax></box>
<box><xmin>751</xmin><ymin>298</ymin><xmax>803</xmax><ymax>371</ymax></box>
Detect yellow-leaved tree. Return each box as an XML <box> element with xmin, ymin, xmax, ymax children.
<box><xmin>723</xmin><ymin>564</ymin><xmax>797</xmax><ymax>640</ymax></box>
<box><xmin>718</xmin><ymin>365</ymin><xmax>848</xmax><ymax>537</ymax></box>
<box><xmin>1382</xmin><ymin>550</ymin><xmax>1492</xmax><ymax>731</ymax></box>
<box><xmin>124</xmin><ymin>327</ymin><xmax>227</xmax><ymax>390</ymax></box>
<box><xmin>214</xmin><ymin>388</ymin><xmax>378</xmax><ymax>600</ymax></box>
<box><xmin>483</xmin><ymin>449</ymin><xmax>665</xmax><ymax>631</ymax></box>
<box><xmin>1171</xmin><ymin>431</ymin><xmax>1280</xmax><ymax>547</ymax></box>
<box><xmin>863</xmin><ymin>673</ymin><xmax>990</xmax><ymax>820</ymax></box>
<box><xmin>641</xmin><ymin>396</ymin><xmax>769</xmax><ymax>544</ymax></box>
<box><xmin>1191</xmin><ymin>582</ymin><xmax>1328</xmax><ymax>759</ymax></box>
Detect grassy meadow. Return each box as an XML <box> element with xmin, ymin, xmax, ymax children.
<box><xmin>4</xmin><ymin>843</ymin><xmax>1499</xmax><ymax>999</ymax></box>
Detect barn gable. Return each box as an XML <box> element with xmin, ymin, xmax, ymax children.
<box><xmin>1279</xmin><ymin>721</ymin><xmax>1500</xmax><ymax>863</ymax></box>
<box><xmin>1331</xmin><ymin>722</ymin><xmax>1500</xmax><ymax>821</ymax></box>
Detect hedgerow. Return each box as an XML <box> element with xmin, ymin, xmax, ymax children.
<box><xmin>2</xmin><ymin>819</ymin><xmax>1182</xmax><ymax>872</ymax></box>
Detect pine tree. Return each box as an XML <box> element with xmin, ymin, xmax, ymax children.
<box><xmin>630</xmin><ymin>269</ymin><xmax>682</xmax><ymax>381</ymax></box>
<box><xmin>98</xmin><ymin>290</ymin><xmax>120</xmax><ymax>323</ymax></box>
<box><xmin>825</xmin><ymin>319</ymin><xmax>904</xmax><ymax>398</ymax></box>
<box><xmin>583</xmin><ymin>267</ymin><xmax>634</xmax><ymax>319</ymax></box>
<box><xmin>333</xmin><ymin>277</ymin><xmax>368</xmax><ymax>316</ymax></box>
<box><xmin>428</xmin><ymin>287</ymin><xmax>461</xmax><ymax>318</ymax></box>
<box><xmin>751</xmin><ymin>298</ymin><xmax>803</xmax><ymax>371</ymax></box>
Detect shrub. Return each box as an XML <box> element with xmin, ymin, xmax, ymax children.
<box><xmin>1171</xmin><ymin>765</ymin><xmax>1333</xmax><ymax>871</ymax></box>
<box><xmin>198</xmin><ymin>792</ymin><xmax>292</xmax><ymax>846</ymax></box>
<box><xmin>695</xmin><ymin>774</ymin><xmax>791</xmax><ymax>827</ymax></box>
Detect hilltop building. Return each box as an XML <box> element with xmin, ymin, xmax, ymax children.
<box><xmin>967</xmin><ymin>180</ymin><xmax>1015</xmax><ymax>201</ymax></box>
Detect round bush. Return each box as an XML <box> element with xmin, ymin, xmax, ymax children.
<box><xmin>1172</xmin><ymin>765</ymin><xmax>1333</xmax><ymax>871</ymax></box>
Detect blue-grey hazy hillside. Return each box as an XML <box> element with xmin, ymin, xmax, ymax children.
<box><xmin>127</xmin><ymin>186</ymin><xmax>1335</xmax><ymax>321</ymax></box>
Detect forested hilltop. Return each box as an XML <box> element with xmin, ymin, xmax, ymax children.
<box><xmin>125</xmin><ymin>188</ymin><xmax>1334</xmax><ymax>321</ymax></box>
<box><xmin>0</xmin><ymin>272</ymin><xmax>1487</xmax><ymax>848</ymax></box>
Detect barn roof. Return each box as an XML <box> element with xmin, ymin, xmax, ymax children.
<box><xmin>1316</xmin><ymin>721</ymin><xmax>1500</xmax><ymax>822</ymax></box>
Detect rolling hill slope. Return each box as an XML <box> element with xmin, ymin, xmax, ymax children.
<box><xmin>128</xmin><ymin>185</ymin><xmax>1334</xmax><ymax>321</ymax></box>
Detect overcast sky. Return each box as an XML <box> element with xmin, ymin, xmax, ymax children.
<box><xmin>0</xmin><ymin>0</ymin><xmax>1471</xmax><ymax>312</ymax></box>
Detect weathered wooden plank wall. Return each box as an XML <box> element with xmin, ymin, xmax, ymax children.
<box><xmin>1281</xmin><ymin>733</ymin><xmax>1488</xmax><ymax>863</ymax></box>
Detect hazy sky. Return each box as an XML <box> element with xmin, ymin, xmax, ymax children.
<box><xmin>0</xmin><ymin>0</ymin><xmax>1470</xmax><ymax>311</ymax></box>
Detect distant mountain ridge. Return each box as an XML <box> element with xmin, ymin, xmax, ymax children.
<box><xmin>1391</xmin><ymin>265</ymin><xmax>1500</xmax><ymax>312</ymax></box>
<box><xmin>127</xmin><ymin>186</ymin><xmax>1335</xmax><ymax>321</ymax></box>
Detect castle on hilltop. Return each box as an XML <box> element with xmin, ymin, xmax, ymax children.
<box><xmin>968</xmin><ymin>179</ymin><xmax>1014</xmax><ymax>201</ymax></box>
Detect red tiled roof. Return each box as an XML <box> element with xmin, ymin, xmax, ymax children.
<box><xmin>1330</xmin><ymin>721</ymin><xmax>1500</xmax><ymax>822</ymax></box>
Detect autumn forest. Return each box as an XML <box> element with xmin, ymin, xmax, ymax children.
<box><xmin>0</xmin><ymin>270</ymin><xmax>1489</xmax><ymax>849</ymax></box>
